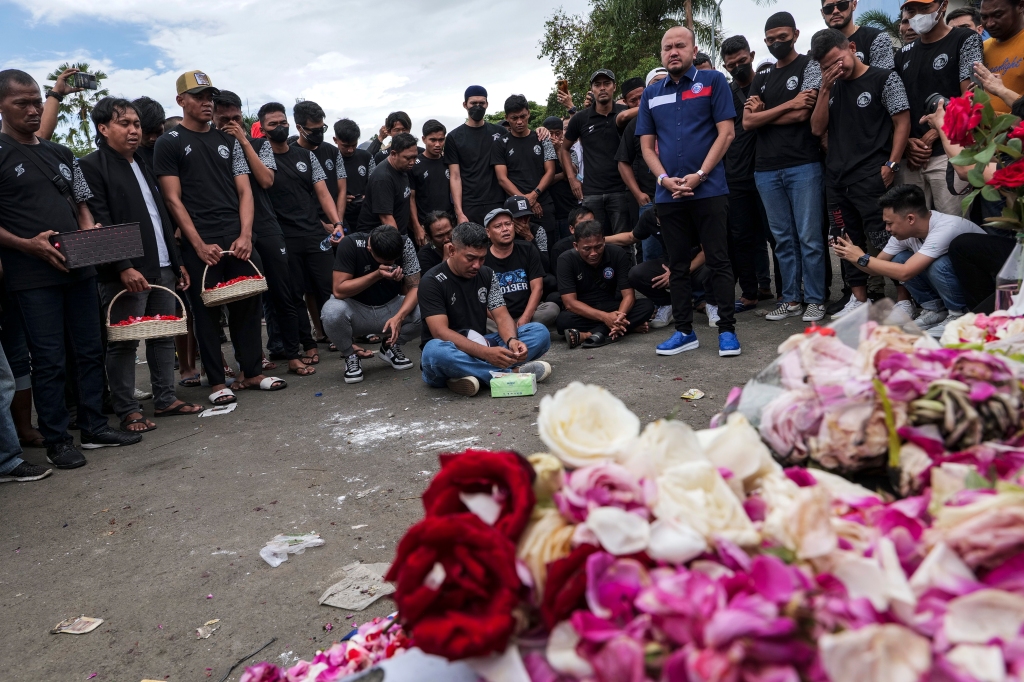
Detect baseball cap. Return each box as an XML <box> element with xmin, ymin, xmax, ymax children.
<box><xmin>175</xmin><ymin>70</ymin><xmax>219</xmax><ymax>96</ymax></box>
<box><xmin>484</xmin><ymin>207</ymin><xmax>514</xmax><ymax>227</ymax></box>
<box><xmin>590</xmin><ymin>68</ymin><xmax>616</xmax><ymax>83</ymax></box>
<box><xmin>646</xmin><ymin>67</ymin><xmax>668</xmax><ymax>86</ymax></box>
<box><xmin>504</xmin><ymin>195</ymin><xmax>533</xmax><ymax>218</ymax></box>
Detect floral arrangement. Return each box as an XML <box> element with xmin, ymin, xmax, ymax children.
<box><xmin>941</xmin><ymin>312</ymin><xmax>1024</xmax><ymax>360</ymax></box>
<box><xmin>210</xmin><ymin>274</ymin><xmax>265</xmax><ymax>289</ymax></box>
<box><xmin>108</xmin><ymin>314</ymin><xmax>183</xmax><ymax>327</ymax></box>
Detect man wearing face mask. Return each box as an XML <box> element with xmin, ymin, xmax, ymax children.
<box><xmin>744</xmin><ymin>12</ymin><xmax>828</xmax><ymax>323</ymax></box>
<box><xmin>333</xmin><ymin>118</ymin><xmax>375</xmax><ymax>230</ymax></box>
<box><xmin>444</xmin><ymin>86</ymin><xmax>508</xmax><ymax>226</ymax></box>
<box><xmin>291</xmin><ymin>100</ymin><xmax>347</xmax><ymax>228</ymax></box>
<box><xmin>897</xmin><ymin>0</ymin><xmax>983</xmax><ymax>215</ymax></box>
<box><xmin>821</xmin><ymin>0</ymin><xmax>897</xmax><ymax>68</ymax></box>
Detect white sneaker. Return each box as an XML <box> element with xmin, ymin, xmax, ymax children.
<box><xmin>706</xmin><ymin>304</ymin><xmax>720</xmax><ymax>328</ymax></box>
<box><xmin>914</xmin><ymin>308</ymin><xmax>948</xmax><ymax>330</ymax></box>
<box><xmin>134</xmin><ymin>388</ymin><xmax>153</xmax><ymax>400</ymax></box>
<box><xmin>650</xmin><ymin>305</ymin><xmax>673</xmax><ymax>329</ymax></box>
<box><xmin>927</xmin><ymin>312</ymin><xmax>965</xmax><ymax>338</ymax></box>
<box><xmin>891</xmin><ymin>300</ymin><xmax>915</xmax><ymax>320</ymax></box>
<box><xmin>765</xmin><ymin>302</ymin><xmax>803</xmax><ymax>320</ymax></box>
<box><xmin>831</xmin><ymin>297</ymin><xmax>867</xmax><ymax>320</ymax></box>
<box><xmin>802</xmin><ymin>303</ymin><xmax>826</xmax><ymax>322</ymax></box>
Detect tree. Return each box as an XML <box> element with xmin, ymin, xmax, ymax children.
<box><xmin>45</xmin><ymin>62</ymin><xmax>109</xmax><ymax>157</ymax></box>
<box><xmin>858</xmin><ymin>9</ymin><xmax>902</xmax><ymax>44</ymax></box>
<box><xmin>484</xmin><ymin>100</ymin><xmax>548</xmax><ymax>127</ymax></box>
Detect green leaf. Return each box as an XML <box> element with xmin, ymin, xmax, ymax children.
<box><xmin>974</xmin><ymin>89</ymin><xmax>991</xmax><ymax>105</ymax></box>
<box><xmin>761</xmin><ymin>545</ymin><xmax>798</xmax><ymax>564</ymax></box>
<box><xmin>968</xmin><ymin>167</ymin><xmax>987</xmax><ymax>188</ymax></box>
<box><xmin>962</xmin><ymin>187</ymin><xmax>982</xmax><ymax>213</ymax></box>
<box><xmin>965</xmin><ymin>470</ymin><xmax>994</xmax><ymax>490</ymax></box>
<box><xmin>997</xmin><ymin>144</ymin><xmax>1024</xmax><ymax>160</ymax></box>
<box><xmin>981</xmin><ymin>184</ymin><xmax>1002</xmax><ymax>202</ymax></box>
<box><xmin>991</xmin><ymin>116</ymin><xmax>1015</xmax><ymax>136</ymax></box>
<box><xmin>1009</xmin><ymin>138</ymin><xmax>1023</xmax><ymax>154</ymax></box>
<box><xmin>975</xmin><ymin>142</ymin><xmax>997</xmax><ymax>165</ymax></box>
<box><xmin>950</xmin><ymin>150</ymin><xmax>977</xmax><ymax>166</ymax></box>
<box><xmin>873</xmin><ymin>379</ymin><xmax>901</xmax><ymax>468</ymax></box>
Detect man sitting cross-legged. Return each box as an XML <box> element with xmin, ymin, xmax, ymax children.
<box><xmin>419</xmin><ymin>222</ymin><xmax>552</xmax><ymax>397</ymax></box>
<box><xmin>556</xmin><ymin>219</ymin><xmax>655</xmax><ymax>349</ymax></box>
<box><xmin>320</xmin><ymin>225</ymin><xmax>421</xmax><ymax>384</ymax></box>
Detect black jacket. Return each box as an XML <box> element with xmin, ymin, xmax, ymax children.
<box><xmin>79</xmin><ymin>144</ymin><xmax>181</xmax><ymax>283</ymax></box>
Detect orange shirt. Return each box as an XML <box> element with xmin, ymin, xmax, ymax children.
<box><xmin>984</xmin><ymin>28</ymin><xmax>1024</xmax><ymax>113</ymax></box>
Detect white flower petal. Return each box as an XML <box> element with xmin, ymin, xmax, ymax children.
<box><xmin>546</xmin><ymin>621</ymin><xmax>594</xmax><ymax>678</ymax></box>
<box><xmin>944</xmin><ymin>589</ymin><xmax>1024</xmax><ymax>645</ymax></box>
<box><xmin>820</xmin><ymin>624</ymin><xmax>931</xmax><ymax>682</ymax></box>
<box><xmin>617</xmin><ymin>418</ymin><xmax>705</xmax><ymax>479</ymax></box>
<box><xmin>909</xmin><ymin>542</ymin><xmax>977</xmax><ymax>597</ymax></box>
<box><xmin>700</xmin><ymin>413</ymin><xmax>779</xmax><ymax>489</ymax></box>
<box><xmin>946</xmin><ymin>644</ymin><xmax>1006</xmax><ymax>682</ymax></box>
<box><xmin>654</xmin><ymin>460</ymin><xmax>759</xmax><ymax>547</ymax></box>
<box><xmin>584</xmin><ymin>506</ymin><xmax>650</xmax><ymax>556</ymax></box>
<box><xmin>424</xmin><ymin>562</ymin><xmax>446</xmax><ymax>591</ymax></box>
<box><xmin>538</xmin><ymin>383</ymin><xmax>640</xmax><ymax>468</ymax></box>
<box><xmin>647</xmin><ymin>518</ymin><xmax>708</xmax><ymax>564</ymax></box>
<box><xmin>459</xmin><ymin>487</ymin><xmax>503</xmax><ymax>526</ymax></box>
<box><xmin>878</xmin><ymin>537</ymin><xmax>916</xmax><ymax>607</ymax></box>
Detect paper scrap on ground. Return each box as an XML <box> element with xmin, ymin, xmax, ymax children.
<box><xmin>198</xmin><ymin>403</ymin><xmax>237</xmax><ymax>418</ymax></box>
<box><xmin>319</xmin><ymin>562</ymin><xmax>395</xmax><ymax>610</ymax></box>
<box><xmin>260</xmin><ymin>532</ymin><xmax>325</xmax><ymax>567</ymax></box>
<box><xmin>682</xmin><ymin>389</ymin><xmax>705</xmax><ymax>401</ymax></box>
<box><xmin>51</xmin><ymin>616</ymin><xmax>103</xmax><ymax>635</ymax></box>
<box><xmin>196</xmin><ymin>619</ymin><xmax>220</xmax><ymax>639</ymax></box>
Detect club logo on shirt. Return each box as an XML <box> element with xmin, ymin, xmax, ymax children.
<box><xmin>508</xmin><ymin>148</ymin><xmax>515</xmax><ymax>156</ymax></box>
<box><xmin>855</xmin><ymin>51</ymin><xmax>865</xmax><ymax>61</ymax></box>
<box><xmin>445</xmin><ymin>169</ymin><xmax>450</xmax><ymax>179</ymax></box>
<box><xmin>933</xmin><ymin>54</ymin><xmax>949</xmax><ymax>70</ymax></box>
<box><xmin>492</xmin><ymin>132</ymin><xmax>503</xmax><ymax>140</ymax></box>
<box><xmin>477</xmin><ymin>287</ymin><xmax>487</xmax><ymax>303</ymax></box>
<box><xmin>217</xmin><ymin>144</ymin><xmax>230</xmax><ymax>159</ymax></box>
<box><xmin>857</xmin><ymin>92</ymin><xmax>872</xmax><ymax>107</ymax></box>
<box><xmin>325</xmin><ymin>159</ymin><xmax>334</xmax><ymax>171</ymax></box>
<box><xmin>58</xmin><ymin>163</ymin><xmax>72</xmax><ymax>181</ymax></box>
<box><xmin>358</xmin><ymin>165</ymin><xmax>367</xmax><ymax>176</ymax></box>
<box><xmin>185</xmin><ymin>144</ymin><xmax>192</xmax><ymax>155</ymax></box>
<box><xmin>786</xmin><ymin>76</ymin><xmax>799</xmax><ymax>90</ymax></box>
<box><xmin>451</xmin><ymin>293</ymin><xmax>457</xmax><ymax>305</ymax></box>
<box><xmin>280</xmin><ymin>247</ymin><xmax>286</xmax><ymax>254</ymax></box>
<box><xmin>690</xmin><ymin>82</ymin><xmax>704</xmax><ymax>94</ymax></box>
<box><xmin>603</xmin><ymin>267</ymin><xmax>614</xmax><ymax>280</ymax></box>
<box><xmin>533</xmin><ymin>145</ymin><xmax>542</xmax><ymax>155</ymax></box>
<box><xmin>423</xmin><ymin>170</ymin><xmax>429</xmax><ymax>179</ymax></box>
<box><xmin>497</xmin><ymin>269</ymin><xmax>529</xmax><ymax>294</ymax></box>
<box><xmin>296</xmin><ymin>161</ymin><xmax>308</xmax><ymax>173</ymax></box>
<box><xmin>363</xmin><ymin>264</ymin><xmax>374</xmax><ymax>273</ymax></box>
<box><xmin>169</xmin><ymin>130</ymin><xmax>179</xmax><ymax>137</ymax></box>
<box><xmin>404</xmin><ymin>186</ymin><xmax>411</xmax><ymax>198</ymax></box>
<box><xmin>14</xmin><ymin>163</ymin><xmax>24</xmax><ymax>177</ymax></box>
<box><xmin>587</xmin><ymin>125</ymin><xmax>596</xmax><ymax>134</ymax></box>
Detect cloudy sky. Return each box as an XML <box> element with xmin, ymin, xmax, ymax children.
<box><xmin>0</xmin><ymin>0</ymin><xmax>832</xmax><ymax>139</ymax></box>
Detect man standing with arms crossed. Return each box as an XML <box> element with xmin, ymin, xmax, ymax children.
<box><xmin>637</xmin><ymin>26</ymin><xmax>740</xmax><ymax>358</ymax></box>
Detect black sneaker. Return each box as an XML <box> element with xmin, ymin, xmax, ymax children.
<box><xmin>46</xmin><ymin>441</ymin><xmax>88</xmax><ymax>469</ymax></box>
<box><xmin>80</xmin><ymin>428</ymin><xmax>143</xmax><ymax>450</ymax></box>
<box><xmin>379</xmin><ymin>342</ymin><xmax>413</xmax><ymax>370</ymax></box>
<box><xmin>344</xmin><ymin>354</ymin><xmax>364</xmax><ymax>383</ymax></box>
<box><xmin>825</xmin><ymin>291</ymin><xmax>851</xmax><ymax>316</ymax></box>
<box><xmin>0</xmin><ymin>462</ymin><xmax>53</xmax><ymax>483</ymax></box>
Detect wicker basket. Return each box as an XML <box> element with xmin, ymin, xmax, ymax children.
<box><xmin>200</xmin><ymin>251</ymin><xmax>268</xmax><ymax>307</ymax></box>
<box><xmin>106</xmin><ymin>285</ymin><xmax>188</xmax><ymax>341</ymax></box>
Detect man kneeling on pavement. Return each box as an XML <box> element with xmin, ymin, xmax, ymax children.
<box><xmin>321</xmin><ymin>225</ymin><xmax>421</xmax><ymax>383</ymax></box>
<box><xmin>419</xmin><ymin>221</ymin><xmax>552</xmax><ymax>396</ymax></box>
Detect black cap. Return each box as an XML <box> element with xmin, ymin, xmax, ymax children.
<box><xmin>621</xmin><ymin>77</ymin><xmax>645</xmax><ymax>95</ymax></box>
<box><xmin>504</xmin><ymin>195</ymin><xmax>533</xmax><ymax>218</ymax></box>
<box><xmin>590</xmin><ymin>68</ymin><xmax>616</xmax><ymax>83</ymax></box>
<box><xmin>542</xmin><ymin>116</ymin><xmax>564</xmax><ymax>131</ymax></box>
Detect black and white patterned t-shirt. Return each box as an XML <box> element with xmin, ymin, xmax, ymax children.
<box><xmin>750</xmin><ymin>54</ymin><xmax>825</xmax><ymax>171</ymax></box>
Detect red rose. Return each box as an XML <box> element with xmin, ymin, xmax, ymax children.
<box><xmin>1008</xmin><ymin>123</ymin><xmax>1024</xmax><ymax>142</ymax></box>
<box><xmin>988</xmin><ymin>159</ymin><xmax>1024</xmax><ymax>190</ymax></box>
<box><xmin>385</xmin><ymin>513</ymin><xmax>521</xmax><ymax>659</ymax></box>
<box><xmin>421</xmin><ymin>449</ymin><xmax>536</xmax><ymax>542</ymax></box>
<box><xmin>541</xmin><ymin>543</ymin><xmax>600</xmax><ymax>630</ymax></box>
<box><xmin>942</xmin><ymin>92</ymin><xmax>984</xmax><ymax>147</ymax></box>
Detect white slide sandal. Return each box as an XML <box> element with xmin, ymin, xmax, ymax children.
<box><xmin>209</xmin><ymin>388</ymin><xmax>236</xmax><ymax>405</ymax></box>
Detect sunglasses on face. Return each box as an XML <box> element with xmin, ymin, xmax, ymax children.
<box><xmin>822</xmin><ymin>0</ymin><xmax>851</xmax><ymax>14</ymax></box>
<box><xmin>300</xmin><ymin>124</ymin><xmax>329</xmax><ymax>134</ymax></box>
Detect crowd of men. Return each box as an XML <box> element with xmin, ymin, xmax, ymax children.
<box><xmin>1</xmin><ymin>0</ymin><xmax>1023</xmax><ymax>483</ymax></box>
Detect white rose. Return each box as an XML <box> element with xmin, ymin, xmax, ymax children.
<box><xmin>944</xmin><ymin>589</ymin><xmax>1024</xmax><ymax>645</ymax></box>
<box><xmin>618</xmin><ymin>418</ymin><xmax>704</xmax><ymax>479</ymax></box>
<box><xmin>760</xmin><ymin>471</ymin><xmax>837</xmax><ymax>560</ymax></box>
<box><xmin>820</xmin><ymin>624</ymin><xmax>931</xmax><ymax>682</ymax></box>
<box><xmin>653</xmin><ymin>460</ymin><xmax>759</xmax><ymax>547</ymax></box>
<box><xmin>584</xmin><ymin>506</ymin><xmax>650</xmax><ymax>555</ymax></box>
<box><xmin>538</xmin><ymin>383</ymin><xmax>640</xmax><ymax>468</ymax></box>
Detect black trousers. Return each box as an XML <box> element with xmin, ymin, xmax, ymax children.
<box><xmin>284</xmin><ymin>235</ymin><xmax>335</xmax><ymax>350</ymax></box>
<box><xmin>628</xmin><ymin>259</ymin><xmax>716</xmax><ymax>308</ymax></box>
<box><xmin>254</xmin><ymin>231</ymin><xmax>302</xmax><ymax>360</ymax></box>
<box><xmin>827</xmin><ymin>177</ymin><xmax>888</xmax><ymax>291</ymax></box>
<box><xmin>949</xmin><ymin>232</ymin><xmax>1016</xmax><ymax>313</ymax></box>
<box><xmin>658</xmin><ymin>197</ymin><xmax>735</xmax><ymax>334</ymax></box>
<box><xmin>463</xmin><ymin>202</ymin><xmax>504</xmax><ymax>226</ymax></box>
<box><xmin>555</xmin><ymin>296</ymin><xmax>655</xmax><ymax>335</ymax></box>
<box><xmin>727</xmin><ymin>188</ymin><xmax>771</xmax><ymax>301</ymax></box>
<box><xmin>180</xmin><ymin>237</ymin><xmax>264</xmax><ymax>387</ymax></box>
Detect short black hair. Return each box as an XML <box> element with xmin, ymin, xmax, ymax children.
<box><xmin>424</xmin><ymin>210</ymin><xmax>454</xmax><ymax>236</ymax></box>
<box><xmin>568</xmin><ymin>205</ymin><xmax>596</xmax><ymax>227</ymax></box>
<box><xmin>131</xmin><ymin>96</ymin><xmax>166</xmax><ymax>135</ymax></box>
<box><xmin>91</xmin><ymin>97</ymin><xmax>136</xmax><ymax>146</ymax></box>
<box><xmin>0</xmin><ymin>69</ymin><xmax>37</xmax><ymax>100</ymax></box>
<box><xmin>720</xmin><ymin>35</ymin><xmax>751</xmax><ymax>58</ymax></box>
<box><xmin>504</xmin><ymin>94</ymin><xmax>530</xmax><ymax>116</ymax></box>
<box><xmin>369</xmin><ymin>225</ymin><xmax>404</xmax><ymax>261</ymax></box>
<box><xmin>621</xmin><ymin>77</ymin><xmax>645</xmax><ymax>96</ymax></box>
<box><xmin>574</xmin><ymin>220</ymin><xmax>604</xmax><ymax>242</ymax></box>
<box><xmin>452</xmin><ymin>222</ymin><xmax>490</xmax><ymax>250</ymax></box>
<box><xmin>810</xmin><ymin>28</ymin><xmax>850</xmax><ymax>62</ymax></box>
<box><xmin>422</xmin><ymin>119</ymin><xmax>446</xmax><ymax>137</ymax></box>
<box><xmin>293</xmin><ymin>100</ymin><xmax>325</xmax><ymax>126</ymax></box>
<box><xmin>213</xmin><ymin>90</ymin><xmax>242</xmax><ymax>111</ymax></box>
<box><xmin>694</xmin><ymin>53</ymin><xmax>712</xmax><ymax>66</ymax></box>
<box><xmin>257</xmin><ymin>101</ymin><xmax>286</xmax><ymax>123</ymax></box>
<box><xmin>386</xmin><ymin>111</ymin><xmax>411</xmax><ymax>132</ymax></box>
<box><xmin>946</xmin><ymin>6</ymin><xmax>982</xmax><ymax>25</ymax></box>
<box><xmin>333</xmin><ymin>118</ymin><xmax>360</xmax><ymax>144</ymax></box>
<box><xmin>878</xmin><ymin>184</ymin><xmax>928</xmax><ymax>216</ymax></box>
<box><xmin>389</xmin><ymin>132</ymin><xmax>419</xmax><ymax>155</ymax></box>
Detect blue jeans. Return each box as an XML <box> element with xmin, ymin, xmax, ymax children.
<box><xmin>890</xmin><ymin>250</ymin><xmax>968</xmax><ymax>313</ymax></box>
<box><xmin>755</xmin><ymin>163</ymin><xmax>826</xmax><ymax>305</ymax></box>
<box><xmin>13</xmin><ymin>280</ymin><xmax>109</xmax><ymax>445</ymax></box>
<box><xmin>638</xmin><ymin>202</ymin><xmax>664</xmax><ymax>261</ymax></box>
<box><xmin>421</xmin><ymin>323</ymin><xmax>551</xmax><ymax>387</ymax></box>
<box><xmin>0</xmin><ymin>341</ymin><xmax>25</xmax><ymax>475</ymax></box>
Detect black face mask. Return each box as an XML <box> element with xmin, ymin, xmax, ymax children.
<box><xmin>729</xmin><ymin>62</ymin><xmax>753</xmax><ymax>82</ymax></box>
<box><xmin>267</xmin><ymin>125</ymin><xmax>290</xmax><ymax>143</ymax></box>
<box><xmin>301</xmin><ymin>127</ymin><xmax>324</xmax><ymax>145</ymax></box>
<box><xmin>767</xmin><ymin>39</ymin><xmax>794</xmax><ymax>60</ymax></box>
<box><xmin>467</xmin><ymin>105</ymin><xmax>486</xmax><ymax>122</ymax></box>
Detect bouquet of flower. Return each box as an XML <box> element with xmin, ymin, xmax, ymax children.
<box><xmin>941</xmin><ymin>312</ymin><xmax>1024</xmax><ymax>361</ymax></box>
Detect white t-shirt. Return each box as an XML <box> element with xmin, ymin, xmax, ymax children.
<box><xmin>130</xmin><ymin>160</ymin><xmax>171</xmax><ymax>268</ymax></box>
<box><xmin>882</xmin><ymin>211</ymin><xmax>985</xmax><ymax>260</ymax></box>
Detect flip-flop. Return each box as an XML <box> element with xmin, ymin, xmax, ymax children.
<box><xmin>734</xmin><ymin>298</ymin><xmax>758</xmax><ymax>313</ymax></box>
<box><xmin>582</xmin><ymin>331</ymin><xmax>616</xmax><ymax>348</ymax></box>
<box><xmin>564</xmin><ymin>329</ymin><xmax>582</xmax><ymax>349</ymax></box>
<box><xmin>328</xmin><ymin>342</ymin><xmax>338</xmax><ymax>352</ymax></box>
<box><xmin>288</xmin><ymin>365</ymin><xmax>316</xmax><ymax>376</ymax></box>
<box><xmin>354</xmin><ymin>348</ymin><xmax>375</xmax><ymax>359</ymax></box>
<box><xmin>302</xmin><ymin>352</ymin><xmax>320</xmax><ymax>365</ymax></box>
<box><xmin>178</xmin><ymin>374</ymin><xmax>201</xmax><ymax>388</ymax></box>
<box><xmin>154</xmin><ymin>402</ymin><xmax>202</xmax><ymax>417</ymax></box>
<box><xmin>209</xmin><ymin>388</ymin><xmax>237</xmax><ymax>405</ymax></box>
<box><xmin>121</xmin><ymin>415</ymin><xmax>157</xmax><ymax>433</ymax></box>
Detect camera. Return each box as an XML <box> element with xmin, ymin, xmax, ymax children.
<box><xmin>925</xmin><ymin>92</ymin><xmax>948</xmax><ymax>114</ymax></box>
<box><xmin>70</xmin><ymin>72</ymin><xmax>99</xmax><ymax>90</ymax></box>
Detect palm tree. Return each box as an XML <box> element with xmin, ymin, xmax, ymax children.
<box><xmin>45</xmin><ymin>62</ymin><xmax>109</xmax><ymax>154</ymax></box>
<box><xmin>858</xmin><ymin>8</ymin><xmax>901</xmax><ymax>43</ymax></box>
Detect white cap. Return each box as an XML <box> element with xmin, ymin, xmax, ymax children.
<box><xmin>645</xmin><ymin>67</ymin><xmax>668</xmax><ymax>86</ymax></box>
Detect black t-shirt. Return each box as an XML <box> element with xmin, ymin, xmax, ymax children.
<box><xmin>725</xmin><ymin>80</ymin><xmax>757</xmax><ymax>191</ymax></box>
<box><xmin>825</xmin><ymin>67</ymin><xmax>910</xmax><ymax>186</ymax></box>
<box><xmin>294</xmin><ymin>140</ymin><xmax>344</xmax><ymax>223</ymax></box>
<box><xmin>136</xmin><ymin>144</ymin><xmax>156</xmax><ymax>172</ymax></box>
<box><xmin>548</xmin><ymin>155</ymin><xmax>579</xmax><ymax>219</ymax></box>
<box><xmin>615</xmin><ymin>116</ymin><xmax>656</xmax><ymax>198</ymax></box>
<box><xmin>898</xmin><ymin>27</ymin><xmax>983</xmax><ymax>155</ymax></box>
<box><xmin>750</xmin><ymin>55</ymin><xmax>824</xmax><ymax>172</ymax></box>
<box><xmin>374</xmin><ymin>145</ymin><xmax>425</xmax><ymax>167</ymax></box>
<box><xmin>0</xmin><ymin>137</ymin><xmax>95</xmax><ymax>291</ymax></box>
<box><xmin>564</xmin><ymin>104</ymin><xmax>628</xmax><ymax>194</ymax></box>
<box><xmin>632</xmin><ymin>209</ymin><xmax>665</xmax><ymax>249</ymax></box>
<box><xmin>443</xmin><ymin>122</ymin><xmax>509</xmax><ymax>207</ymax></box>
<box><xmin>849</xmin><ymin>25</ymin><xmax>897</xmax><ymax>69</ymax></box>
<box><xmin>549</xmin><ymin>235</ymin><xmax>574</xmax><ymax>273</ymax></box>
<box><xmin>332</xmin><ymin>230</ymin><xmax>420</xmax><ymax>306</ymax></box>
<box><xmin>410</xmin><ymin>153</ymin><xmax>453</xmax><ymax>225</ymax></box>
<box><xmin>357</xmin><ymin>159</ymin><xmax>411</xmax><ymax>235</ymax></box>
<box><xmin>247</xmin><ymin>138</ymin><xmax>283</xmax><ymax>238</ymax></box>
<box><xmin>418</xmin><ymin>242</ymin><xmax>444</xmax><ymax>273</ymax></box>
<box><xmin>418</xmin><ymin>261</ymin><xmax>506</xmax><ymax>348</ymax></box>
<box><xmin>341</xmin><ymin>149</ymin><xmax>375</xmax><ymax>226</ymax></box>
<box><xmin>153</xmin><ymin>126</ymin><xmax>250</xmax><ymax>239</ymax></box>
<box><xmin>267</xmin><ymin>146</ymin><xmax>328</xmax><ymax>239</ymax></box>
<box><xmin>556</xmin><ymin>243</ymin><xmax>631</xmax><ymax>307</ymax></box>
<box><xmin>490</xmin><ymin>131</ymin><xmax>557</xmax><ymax>198</ymax></box>
<box><xmin>484</xmin><ymin>241</ymin><xmax>545</xmax><ymax>318</ymax></box>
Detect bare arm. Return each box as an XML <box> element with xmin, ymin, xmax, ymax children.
<box><xmin>158</xmin><ymin>175</ymin><xmax>222</xmax><ymax>266</ymax></box>
<box><xmin>810</xmin><ymin>86</ymin><xmax>831</xmax><ymax>137</ymax></box>
<box><xmin>233</xmin><ymin>132</ymin><xmax>274</xmax><ymax>189</ymax></box>
<box><xmin>313</xmin><ymin>180</ymin><xmax>342</xmax><ymax>227</ymax></box>
<box><xmin>606</xmin><ymin>231</ymin><xmax>639</xmax><ymax>247</ymax></box>
<box><xmin>537</xmin><ymin>159</ymin><xmax>556</xmax><ymax>194</ymax></box>
<box><xmin>336</xmin><ymin>177</ymin><xmax>347</xmax><ymax>222</ymax></box>
<box><xmin>557</xmin><ymin>143</ymin><xmax>583</xmax><ymax>201</ymax></box>
<box><xmin>0</xmin><ymin>224</ymin><xmax>68</xmax><ymax>271</ymax></box>
<box><xmin>616</xmin><ymin>107</ymin><xmax>639</xmax><ymax>129</ymax></box>
<box><xmin>449</xmin><ymin>163</ymin><xmax>466</xmax><ymax>222</ymax></box>
<box><xmin>494</xmin><ymin>165</ymin><xmax>523</xmax><ymax>197</ymax></box>
<box><xmin>377</xmin><ymin>214</ymin><xmax>398</xmax><ymax>228</ymax></box>
<box><xmin>743</xmin><ymin>92</ymin><xmax>817</xmax><ymax>130</ymax></box>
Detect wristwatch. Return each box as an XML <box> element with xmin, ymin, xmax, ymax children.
<box><xmin>885</xmin><ymin>161</ymin><xmax>900</xmax><ymax>173</ymax></box>
<box><xmin>46</xmin><ymin>90</ymin><xmax>64</xmax><ymax>102</ymax></box>
<box><xmin>696</xmin><ymin>170</ymin><xmax>708</xmax><ymax>183</ymax></box>
<box><xmin>657</xmin><ymin>174</ymin><xmax>669</xmax><ymax>187</ymax></box>
<box><xmin>857</xmin><ymin>254</ymin><xmax>871</xmax><ymax>267</ymax></box>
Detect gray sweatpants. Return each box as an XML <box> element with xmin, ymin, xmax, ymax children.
<box><xmin>320</xmin><ymin>296</ymin><xmax>421</xmax><ymax>356</ymax></box>
<box><xmin>485</xmin><ymin>301</ymin><xmax>560</xmax><ymax>333</ymax></box>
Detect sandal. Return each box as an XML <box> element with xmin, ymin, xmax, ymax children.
<box><xmin>121</xmin><ymin>415</ymin><xmax>157</xmax><ymax>433</ymax></box>
<box><xmin>238</xmin><ymin>376</ymin><xmax>287</xmax><ymax>391</ymax></box>
<box><xmin>154</xmin><ymin>401</ymin><xmax>202</xmax><ymax>417</ymax></box>
<box><xmin>288</xmin><ymin>365</ymin><xmax>316</xmax><ymax>376</ymax></box>
<box><xmin>302</xmin><ymin>351</ymin><xmax>320</xmax><ymax>366</ymax></box>
<box><xmin>178</xmin><ymin>374</ymin><xmax>201</xmax><ymax>388</ymax></box>
<box><xmin>582</xmin><ymin>331</ymin><xmax>616</xmax><ymax>348</ymax></box>
<box><xmin>564</xmin><ymin>329</ymin><xmax>582</xmax><ymax>350</ymax></box>
<box><xmin>360</xmin><ymin>334</ymin><xmax>382</xmax><ymax>344</ymax></box>
<box><xmin>209</xmin><ymin>388</ymin><xmax>237</xmax><ymax>405</ymax></box>
<box><xmin>354</xmin><ymin>348</ymin><xmax>375</xmax><ymax>359</ymax></box>
<box><xmin>734</xmin><ymin>298</ymin><xmax>758</xmax><ymax>313</ymax></box>
<box><xmin>223</xmin><ymin>365</ymin><xmax>236</xmax><ymax>378</ymax></box>
<box><xmin>328</xmin><ymin>342</ymin><xmax>338</xmax><ymax>352</ymax></box>
<box><xmin>262</xmin><ymin>358</ymin><xmax>277</xmax><ymax>370</ymax></box>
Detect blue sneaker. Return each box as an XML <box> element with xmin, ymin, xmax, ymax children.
<box><xmin>656</xmin><ymin>330</ymin><xmax>699</xmax><ymax>356</ymax></box>
<box><xmin>718</xmin><ymin>331</ymin><xmax>741</xmax><ymax>357</ymax></box>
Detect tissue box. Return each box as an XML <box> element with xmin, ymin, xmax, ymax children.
<box><xmin>489</xmin><ymin>372</ymin><xmax>536</xmax><ymax>398</ymax></box>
